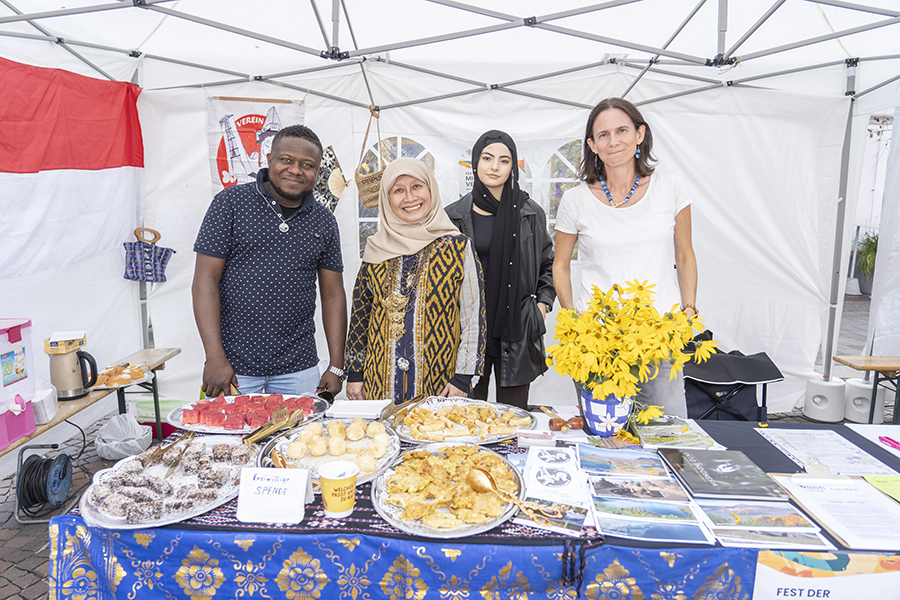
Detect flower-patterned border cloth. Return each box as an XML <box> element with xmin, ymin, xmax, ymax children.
<box><xmin>49</xmin><ymin>515</ymin><xmax>758</xmax><ymax>600</ymax></box>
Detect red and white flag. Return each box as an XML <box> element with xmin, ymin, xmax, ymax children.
<box><xmin>0</xmin><ymin>57</ymin><xmax>143</xmax><ymax>279</ymax></box>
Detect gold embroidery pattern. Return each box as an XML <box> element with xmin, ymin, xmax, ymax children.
<box><xmin>117</xmin><ymin>532</ymin><xmax>179</xmax><ymax>598</ymax></box>
<box><xmin>380</xmin><ymin>555</ymin><xmax>429</xmax><ymax>600</ymax></box>
<box><xmin>650</xmin><ymin>583</ymin><xmax>688</xmax><ymax>600</ymax></box>
<box><xmin>441</xmin><ymin>550</ymin><xmax>461</xmax><ymax>563</ymax></box>
<box><xmin>173</xmin><ymin>546</ymin><xmax>226</xmax><ymax>600</ymax></box>
<box><xmin>479</xmin><ymin>562</ymin><xmax>530</xmax><ymax>600</ymax></box>
<box><xmin>530</xmin><ymin>553</ymin><xmax>576</xmax><ymax>600</ymax></box>
<box><xmin>659</xmin><ymin>553</ymin><xmax>682</xmax><ymax>569</ymax></box>
<box><xmin>585</xmin><ymin>559</ymin><xmax>644</xmax><ymax>600</ymax></box>
<box><xmin>276</xmin><ymin>547</ymin><xmax>330</xmax><ymax>600</ymax></box>
<box><xmin>209</xmin><ymin>539</ymin><xmax>280</xmax><ymax>598</ymax></box>
<box><xmin>440</xmin><ymin>575</ymin><xmax>470</xmax><ymax>599</ymax></box>
<box><xmin>234</xmin><ymin>535</ymin><xmax>255</xmax><ymax>552</ymax></box>
<box><xmin>338</xmin><ymin>563</ymin><xmax>372</xmax><ymax>600</ymax></box>
<box><xmin>50</xmin><ymin>525</ymin><xmax>103</xmax><ymax>600</ymax></box>
<box><xmin>338</xmin><ymin>538</ymin><xmax>361</xmax><ymax>551</ymax></box>
<box><xmin>316</xmin><ymin>538</ymin><xmax>387</xmax><ymax>600</ymax></box>
<box><xmin>694</xmin><ymin>563</ymin><xmax>747</xmax><ymax>600</ymax></box>
<box><xmin>134</xmin><ymin>533</ymin><xmax>155</xmax><ymax>549</ymax></box>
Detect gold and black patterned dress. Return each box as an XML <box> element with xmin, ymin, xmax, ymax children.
<box><xmin>346</xmin><ymin>234</ymin><xmax>485</xmax><ymax>403</ymax></box>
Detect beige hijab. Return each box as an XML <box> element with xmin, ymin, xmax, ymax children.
<box><xmin>362</xmin><ymin>158</ymin><xmax>460</xmax><ymax>264</ymax></box>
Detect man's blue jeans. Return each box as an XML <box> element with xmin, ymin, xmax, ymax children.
<box><xmin>235</xmin><ymin>365</ymin><xmax>319</xmax><ymax>395</ymax></box>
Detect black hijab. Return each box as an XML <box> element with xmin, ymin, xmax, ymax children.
<box><xmin>471</xmin><ymin>130</ymin><xmax>526</xmax><ymax>343</ymax></box>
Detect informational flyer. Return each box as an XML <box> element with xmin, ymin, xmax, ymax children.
<box><xmin>771</xmin><ymin>474</ymin><xmax>900</xmax><ymax>551</ymax></box>
<box><xmin>756</xmin><ymin>428</ymin><xmax>898</xmax><ymax>476</ymax></box>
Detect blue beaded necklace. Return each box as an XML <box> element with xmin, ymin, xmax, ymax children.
<box><xmin>599</xmin><ymin>175</ymin><xmax>641</xmax><ymax>207</ymax></box>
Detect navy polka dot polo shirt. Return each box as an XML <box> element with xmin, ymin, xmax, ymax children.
<box><xmin>194</xmin><ymin>169</ymin><xmax>343</xmax><ymax>377</ymax></box>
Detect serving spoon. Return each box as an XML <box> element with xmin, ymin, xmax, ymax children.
<box><xmin>466</xmin><ymin>467</ymin><xmax>562</xmax><ymax>526</ymax></box>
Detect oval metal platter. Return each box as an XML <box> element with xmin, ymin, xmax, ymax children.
<box><xmin>166</xmin><ymin>394</ymin><xmax>328</xmax><ymax>435</ymax></box>
<box><xmin>371</xmin><ymin>442</ymin><xmax>525</xmax><ymax>539</ymax></box>
<box><xmin>390</xmin><ymin>397</ymin><xmax>536</xmax><ymax>445</ymax></box>
<box><xmin>256</xmin><ymin>418</ymin><xmax>401</xmax><ymax>489</ymax></box>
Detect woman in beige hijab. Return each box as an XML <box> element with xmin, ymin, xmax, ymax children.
<box><xmin>345</xmin><ymin>158</ymin><xmax>485</xmax><ymax>403</ymax></box>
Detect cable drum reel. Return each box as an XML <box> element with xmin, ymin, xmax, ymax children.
<box><xmin>16</xmin><ymin>444</ymin><xmax>75</xmax><ymax>520</ymax></box>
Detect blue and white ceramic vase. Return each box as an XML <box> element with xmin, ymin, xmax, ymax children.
<box><xmin>579</xmin><ymin>385</ymin><xmax>634</xmax><ymax>437</ymax></box>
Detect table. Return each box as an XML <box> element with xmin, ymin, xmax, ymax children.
<box><xmin>46</xmin><ymin>422</ymin><xmax>899</xmax><ymax>599</ymax></box>
<box><xmin>0</xmin><ymin>348</ymin><xmax>180</xmax><ymax>461</ymax></box>
<box><xmin>832</xmin><ymin>355</ymin><xmax>900</xmax><ymax>424</ymax></box>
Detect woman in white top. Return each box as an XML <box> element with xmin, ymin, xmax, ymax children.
<box><xmin>553</xmin><ymin>97</ymin><xmax>698</xmax><ymax>417</ymax></box>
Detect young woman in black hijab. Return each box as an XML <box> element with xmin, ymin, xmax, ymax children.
<box><xmin>445</xmin><ymin>130</ymin><xmax>555</xmax><ymax>408</ymax></box>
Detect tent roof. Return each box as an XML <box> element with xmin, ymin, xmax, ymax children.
<box><xmin>2</xmin><ymin>0</ymin><xmax>898</xmax><ymax>112</ymax></box>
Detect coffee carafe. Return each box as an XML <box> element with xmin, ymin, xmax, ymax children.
<box><xmin>44</xmin><ymin>332</ymin><xmax>98</xmax><ymax>400</ymax></box>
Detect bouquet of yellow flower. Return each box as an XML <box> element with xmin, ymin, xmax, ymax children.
<box><xmin>547</xmin><ymin>281</ymin><xmax>717</xmax><ymax>435</ymax></box>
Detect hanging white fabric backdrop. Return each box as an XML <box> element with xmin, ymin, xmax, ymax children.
<box><xmin>867</xmin><ymin>106</ymin><xmax>900</xmax><ymax>357</ymax></box>
<box><xmin>136</xmin><ymin>69</ymin><xmax>846</xmax><ymax>412</ymax></box>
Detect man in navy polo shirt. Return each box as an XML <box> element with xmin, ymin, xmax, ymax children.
<box><xmin>192</xmin><ymin>125</ymin><xmax>347</xmax><ymax>398</ymax></box>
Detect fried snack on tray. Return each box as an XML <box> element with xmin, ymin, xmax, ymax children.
<box><xmin>384</xmin><ymin>445</ymin><xmax>517</xmax><ymax>529</ymax></box>
<box><xmin>95</xmin><ymin>363</ymin><xmax>148</xmax><ymax>387</ymax></box>
<box><xmin>401</xmin><ymin>404</ymin><xmax>527</xmax><ymax>441</ymax></box>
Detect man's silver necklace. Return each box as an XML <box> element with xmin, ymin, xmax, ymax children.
<box><xmin>264</xmin><ymin>198</ymin><xmax>296</xmax><ymax>232</ymax></box>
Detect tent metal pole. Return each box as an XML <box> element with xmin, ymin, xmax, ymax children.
<box><xmin>740</xmin><ymin>16</ymin><xmax>900</xmax><ymax>61</ymax></box>
<box><xmin>717</xmin><ymin>0</ymin><xmax>728</xmax><ymax>56</ymax></box>
<box><xmin>855</xmin><ymin>70</ymin><xmax>900</xmax><ymax>99</ymax></box>
<box><xmin>424</xmin><ymin>0</ymin><xmax>641</xmax><ymax>24</ymax></box>
<box><xmin>806</xmin><ymin>0</ymin><xmax>899</xmax><ymax>18</ymax></box>
<box><xmin>730</xmin><ymin>59</ymin><xmax>845</xmax><ymax>84</ymax></box>
<box><xmin>266</xmin><ymin>79</ymin><xmax>370</xmax><ymax>108</ymax></box>
<box><xmin>308</xmin><ymin>0</ymin><xmax>331</xmax><ymax>47</ymax></box>
<box><xmin>499</xmin><ymin>61</ymin><xmax>607</xmax><ymax>88</ymax></box>
<box><xmin>635</xmin><ymin>82</ymin><xmax>725</xmax><ymax>106</ymax></box>
<box><xmin>823</xmin><ymin>99</ymin><xmax>855</xmax><ymax>381</ymax></box>
<box><xmin>0</xmin><ymin>0</ymin><xmax>116</xmax><ymax>81</ymax></box>
<box><xmin>498</xmin><ymin>88</ymin><xmax>593</xmax><ymax>109</ymax></box>
<box><xmin>536</xmin><ymin>23</ymin><xmax>707</xmax><ymax>64</ymax></box>
<box><xmin>145</xmin><ymin>5</ymin><xmax>324</xmax><ymax>57</ymax></box>
<box><xmin>621</xmin><ymin>63</ymin><xmax>721</xmax><ymax>84</ymax></box>
<box><xmin>861</xmin><ymin>54</ymin><xmax>900</xmax><ymax>61</ymax></box>
<box><xmin>371</xmin><ymin>57</ymin><xmax>486</xmax><ymax>88</ymax></box>
<box><xmin>340</xmin><ymin>0</ymin><xmax>359</xmax><ymax>48</ymax></box>
<box><xmin>724</xmin><ymin>0</ymin><xmax>787</xmax><ymax>59</ymax></box>
<box><xmin>347</xmin><ymin>21</ymin><xmax>523</xmax><ymax>57</ymax></box>
<box><xmin>331</xmin><ymin>0</ymin><xmax>340</xmax><ymax>52</ymax></box>
<box><xmin>622</xmin><ymin>0</ymin><xmax>707</xmax><ymax>98</ymax></box>
<box><xmin>265</xmin><ymin>59</ymin><xmax>364</xmax><ymax>80</ymax></box>
<box><xmin>0</xmin><ymin>0</ymin><xmax>175</xmax><ymax>24</ymax></box>
<box><xmin>379</xmin><ymin>88</ymin><xmax>486</xmax><ymax>110</ymax></box>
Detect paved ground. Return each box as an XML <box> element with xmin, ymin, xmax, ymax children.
<box><xmin>0</xmin><ymin>294</ymin><xmax>882</xmax><ymax>598</ymax></box>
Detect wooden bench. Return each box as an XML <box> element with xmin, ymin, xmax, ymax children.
<box><xmin>0</xmin><ymin>347</ymin><xmax>181</xmax><ymax>460</ymax></box>
<box><xmin>832</xmin><ymin>355</ymin><xmax>900</xmax><ymax>424</ymax></box>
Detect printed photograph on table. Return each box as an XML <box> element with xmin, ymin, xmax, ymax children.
<box><xmin>659</xmin><ymin>448</ymin><xmax>789</xmax><ymax>501</ymax></box>
<box><xmin>591</xmin><ymin>497</ymin><xmax>699</xmax><ymax>522</ymax></box>
<box><xmin>577</xmin><ymin>445</ymin><xmax>669</xmax><ymax>478</ymax></box>
<box><xmin>695</xmin><ymin>499</ymin><xmax>818</xmax><ymax>530</ymax></box>
<box><xmin>592</xmin><ymin>512</ymin><xmax>714</xmax><ymax>544</ymax></box>
<box><xmin>590</xmin><ymin>475</ymin><xmax>690</xmax><ymax>502</ymax></box>
<box><xmin>714</xmin><ymin>529</ymin><xmax>835</xmax><ymax>549</ymax></box>
<box><xmin>513</xmin><ymin>496</ymin><xmax>590</xmax><ymax>536</ymax></box>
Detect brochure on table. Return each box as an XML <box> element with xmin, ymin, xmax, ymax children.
<box><xmin>634</xmin><ymin>417</ymin><xmax>724</xmax><ymax>450</ymax></box>
<box><xmin>771</xmin><ymin>474</ymin><xmax>900</xmax><ymax>551</ymax></box>
<box><xmin>514</xmin><ymin>447</ymin><xmax>591</xmax><ymax>536</ymax></box>
<box><xmin>236</xmin><ymin>467</ymin><xmax>314</xmax><ymax>525</ymax></box>
<box><xmin>756</xmin><ymin>428</ymin><xmax>898</xmax><ymax>476</ymax></box>
<box><xmin>845</xmin><ymin>423</ymin><xmax>900</xmax><ymax>461</ymax></box>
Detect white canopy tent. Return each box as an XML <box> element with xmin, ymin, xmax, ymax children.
<box><xmin>2</xmin><ymin>0</ymin><xmax>900</xmax><ymax>419</ymax></box>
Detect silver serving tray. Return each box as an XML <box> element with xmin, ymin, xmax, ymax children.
<box><xmin>371</xmin><ymin>442</ymin><xmax>524</xmax><ymax>539</ymax></box>
<box><xmin>391</xmin><ymin>397</ymin><xmax>536</xmax><ymax>445</ymax></box>
<box><xmin>79</xmin><ymin>435</ymin><xmax>257</xmax><ymax>530</ymax></box>
<box><xmin>256</xmin><ymin>418</ymin><xmax>401</xmax><ymax>489</ymax></box>
<box><xmin>166</xmin><ymin>394</ymin><xmax>328</xmax><ymax>434</ymax></box>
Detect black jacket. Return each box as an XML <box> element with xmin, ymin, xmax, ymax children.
<box><xmin>445</xmin><ymin>193</ymin><xmax>555</xmax><ymax>387</ymax></box>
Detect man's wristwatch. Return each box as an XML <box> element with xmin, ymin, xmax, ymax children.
<box><xmin>326</xmin><ymin>365</ymin><xmax>346</xmax><ymax>381</ymax></box>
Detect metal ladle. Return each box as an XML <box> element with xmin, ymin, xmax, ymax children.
<box><xmin>466</xmin><ymin>468</ymin><xmax>562</xmax><ymax>526</ymax></box>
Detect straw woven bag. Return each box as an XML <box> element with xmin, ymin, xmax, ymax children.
<box><xmin>355</xmin><ymin>107</ymin><xmax>389</xmax><ymax>209</ymax></box>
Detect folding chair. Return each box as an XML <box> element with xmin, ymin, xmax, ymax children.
<box><xmin>683</xmin><ymin>350</ymin><xmax>784</xmax><ymax>422</ymax></box>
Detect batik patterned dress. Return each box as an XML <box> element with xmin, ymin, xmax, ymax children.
<box><xmin>346</xmin><ymin>234</ymin><xmax>485</xmax><ymax>403</ymax></box>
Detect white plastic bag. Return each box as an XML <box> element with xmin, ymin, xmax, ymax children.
<box><xmin>95</xmin><ymin>413</ymin><xmax>152</xmax><ymax>460</ymax></box>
